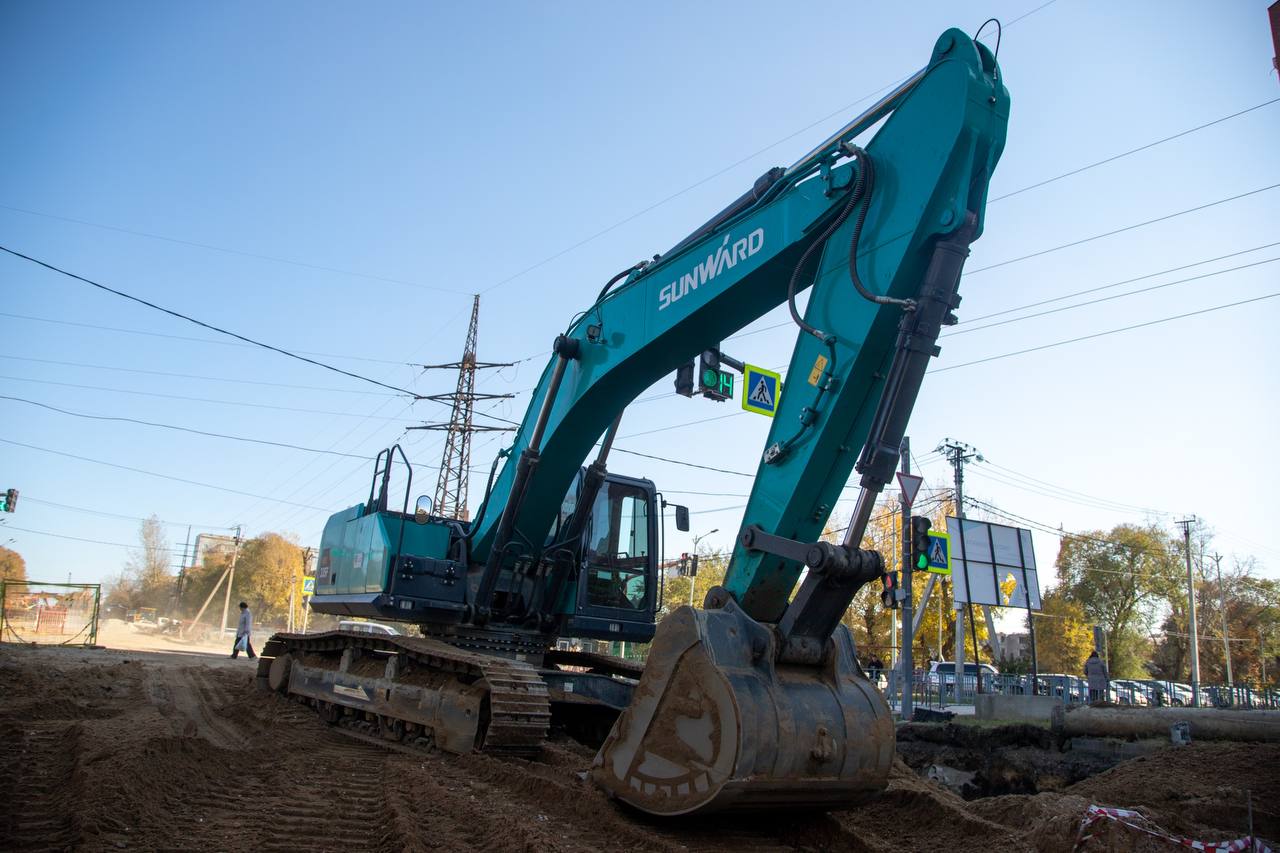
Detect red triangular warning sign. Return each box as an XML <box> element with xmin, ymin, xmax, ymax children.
<box><xmin>896</xmin><ymin>472</ymin><xmax>924</xmax><ymax>506</ymax></box>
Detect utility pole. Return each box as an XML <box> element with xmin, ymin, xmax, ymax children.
<box><xmin>899</xmin><ymin>437</ymin><xmax>915</xmax><ymax>719</ymax></box>
<box><xmin>302</xmin><ymin>547</ymin><xmax>315</xmax><ymax>634</ymax></box>
<box><xmin>938</xmin><ymin>438</ymin><xmax>984</xmax><ymax>696</ymax></box>
<box><xmin>1177</xmin><ymin>517</ymin><xmax>1201</xmax><ymax>707</ymax></box>
<box><xmin>219</xmin><ymin>526</ymin><xmax>243</xmax><ymax>636</ymax></box>
<box><xmin>410</xmin><ymin>295</ymin><xmax>515</xmax><ymax>521</ymax></box>
<box><xmin>689</xmin><ymin>530</ymin><xmax>718</xmax><ymax>607</ymax></box>
<box><xmin>1211</xmin><ymin>552</ymin><xmax>1232</xmax><ymax>687</ymax></box>
<box><xmin>1262</xmin><ymin>629</ymin><xmax>1268</xmax><ymax>687</ymax></box>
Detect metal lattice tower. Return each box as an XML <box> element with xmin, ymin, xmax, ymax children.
<box><xmin>411</xmin><ymin>295</ymin><xmax>514</xmax><ymax>521</ymax></box>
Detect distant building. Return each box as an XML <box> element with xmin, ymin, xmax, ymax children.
<box><xmin>192</xmin><ymin>533</ymin><xmax>237</xmax><ymax>569</ymax></box>
<box><xmin>998</xmin><ymin>632</ymin><xmax>1030</xmax><ymax>661</ymax></box>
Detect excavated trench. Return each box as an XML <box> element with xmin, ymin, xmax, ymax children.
<box><xmin>895</xmin><ymin>721</ymin><xmax>1141</xmax><ymax>799</ymax></box>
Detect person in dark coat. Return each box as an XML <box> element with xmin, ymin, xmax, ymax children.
<box><xmin>1084</xmin><ymin>650</ymin><xmax>1109</xmax><ymax>702</ymax></box>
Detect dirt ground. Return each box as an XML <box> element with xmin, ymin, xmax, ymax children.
<box><xmin>1</xmin><ymin>635</ymin><xmax>1274</xmax><ymax>852</ymax></box>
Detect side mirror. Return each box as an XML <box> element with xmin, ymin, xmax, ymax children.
<box><xmin>674</xmin><ymin>505</ymin><xmax>690</xmax><ymax>532</ymax></box>
<box><xmin>414</xmin><ymin>495</ymin><xmax>433</xmax><ymax>524</ymax></box>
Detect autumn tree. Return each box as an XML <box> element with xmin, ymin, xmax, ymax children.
<box><xmin>234</xmin><ymin>533</ymin><xmax>305</xmax><ymax>624</ymax></box>
<box><xmin>0</xmin><ymin>546</ymin><xmax>27</xmax><ymax>583</ymax></box>
<box><xmin>1152</xmin><ymin>557</ymin><xmax>1279</xmax><ymax>686</ymax></box>
<box><xmin>660</xmin><ymin>548</ymin><xmax>727</xmax><ymax>622</ymax></box>
<box><xmin>181</xmin><ymin>532</ymin><xmax>305</xmax><ymax>629</ymax></box>
<box><xmin>1031</xmin><ymin>590</ymin><xmax>1095</xmax><ymax>673</ymax></box>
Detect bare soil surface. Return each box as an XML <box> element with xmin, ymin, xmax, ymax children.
<box><xmin>1</xmin><ymin>641</ymin><xmax>1273</xmax><ymax>852</ymax></box>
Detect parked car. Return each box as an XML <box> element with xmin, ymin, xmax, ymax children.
<box><xmin>1109</xmin><ymin>679</ymin><xmax>1149</xmax><ymax>706</ymax></box>
<box><xmin>337</xmin><ymin>619</ymin><xmax>400</xmax><ymax>636</ymax></box>
<box><xmin>1039</xmin><ymin>673</ymin><xmax>1088</xmax><ymax>703</ymax></box>
<box><xmin>927</xmin><ymin>661</ymin><xmax>1000</xmax><ymax>696</ymax></box>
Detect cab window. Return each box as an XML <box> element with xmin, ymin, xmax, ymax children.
<box><xmin>584</xmin><ymin>481</ymin><xmax>650</xmax><ymax>610</ymax></box>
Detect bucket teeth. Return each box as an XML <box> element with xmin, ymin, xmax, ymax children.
<box><xmin>592</xmin><ymin>600</ymin><xmax>893</xmax><ymax>816</ymax></box>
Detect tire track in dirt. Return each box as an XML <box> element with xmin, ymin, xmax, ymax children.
<box><xmin>166</xmin><ymin>666</ymin><xmax>250</xmax><ymax>749</ymax></box>
<box><xmin>200</xmin><ymin>734</ymin><xmax>407</xmax><ymax>853</ymax></box>
<box><xmin>0</xmin><ymin>723</ymin><xmax>83</xmax><ymax>852</ymax></box>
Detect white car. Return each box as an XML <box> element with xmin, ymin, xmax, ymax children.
<box><xmin>337</xmin><ymin>620</ymin><xmax>400</xmax><ymax>636</ymax></box>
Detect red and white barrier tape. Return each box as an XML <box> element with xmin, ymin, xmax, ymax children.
<box><xmin>1074</xmin><ymin>804</ymin><xmax>1272</xmax><ymax>852</ymax></box>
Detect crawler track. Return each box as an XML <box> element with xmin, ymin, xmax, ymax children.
<box><xmin>258</xmin><ymin>630</ymin><xmax>552</xmax><ymax>754</ymax></box>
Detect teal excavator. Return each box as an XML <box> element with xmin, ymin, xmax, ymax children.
<box><xmin>259</xmin><ymin>28</ymin><xmax>1008</xmax><ymax>816</ymax></box>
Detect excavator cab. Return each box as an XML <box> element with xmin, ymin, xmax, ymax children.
<box><xmin>562</xmin><ymin>473</ymin><xmax>658</xmax><ymax>643</ymax></box>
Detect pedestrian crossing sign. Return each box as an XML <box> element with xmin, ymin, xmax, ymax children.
<box><xmin>741</xmin><ymin>363</ymin><xmax>782</xmax><ymax>417</ymax></box>
<box><xmin>301</xmin><ymin>576</ymin><xmax>316</xmax><ymax>596</ymax></box>
<box><xmin>925</xmin><ymin>531</ymin><xmax>951</xmax><ymax>575</ymax></box>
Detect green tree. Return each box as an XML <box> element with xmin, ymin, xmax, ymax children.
<box><xmin>1056</xmin><ymin>524</ymin><xmax>1181</xmax><ymax>676</ymax></box>
<box><xmin>0</xmin><ymin>546</ymin><xmax>27</xmax><ymax>583</ymax></box>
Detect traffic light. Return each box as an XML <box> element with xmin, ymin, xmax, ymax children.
<box><xmin>674</xmin><ymin>361</ymin><xmax>695</xmax><ymax>397</ymax></box>
<box><xmin>1</xmin><ymin>488</ymin><xmax>15</xmax><ymax>513</ymax></box>
<box><xmin>678</xmin><ymin>553</ymin><xmax>700</xmax><ymax>577</ymax></box>
<box><xmin>879</xmin><ymin>570</ymin><xmax>899</xmax><ymax>609</ymax></box>
<box><xmin>698</xmin><ymin>349</ymin><xmax>733</xmax><ymax>401</ymax></box>
<box><xmin>910</xmin><ymin>515</ymin><xmax>931</xmax><ymax>570</ymax></box>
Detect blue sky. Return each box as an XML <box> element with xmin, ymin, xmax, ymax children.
<box><xmin>2</xmin><ymin>1</ymin><xmax>1277</xmax><ymax>600</ymax></box>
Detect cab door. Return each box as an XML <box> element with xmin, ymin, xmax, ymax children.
<box><xmin>566</xmin><ymin>474</ymin><xmax>658</xmax><ymax>642</ymax></box>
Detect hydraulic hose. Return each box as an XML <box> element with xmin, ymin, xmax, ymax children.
<box><xmin>845</xmin><ymin>149</ymin><xmax>914</xmax><ymax>310</ymax></box>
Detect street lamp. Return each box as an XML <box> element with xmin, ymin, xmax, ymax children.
<box><xmin>689</xmin><ymin>529</ymin><xmax>719</xmax><ymax>607</ymax></box>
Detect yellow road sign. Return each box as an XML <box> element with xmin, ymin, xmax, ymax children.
<box><xmin>742</xmin><ymin>364</ymin><xmax>782</xmax><ymax>417</ymax></box>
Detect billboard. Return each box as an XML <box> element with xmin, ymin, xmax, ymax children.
<box><xmin>945</xmin><ymin>516</ymin><xmax>1042</xmax><ymax>610</ymax></box>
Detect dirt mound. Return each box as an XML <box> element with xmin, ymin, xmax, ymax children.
<box><xmin>1</xmin><ymin>644</ymin><xmax>1274</xmax><ymax>852</ymax></box>
<box><xmin>1065</xmin><ymin>742</ymin><xmax>1280</xmax><ymax>841</ymax></box>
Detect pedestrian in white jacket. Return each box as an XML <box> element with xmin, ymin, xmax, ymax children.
<box><xmin>231</xmin><ymin>601</ymin><xmax>256</xmax><ymax>660</ymax></box>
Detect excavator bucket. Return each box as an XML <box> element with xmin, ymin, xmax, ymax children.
<box><xmin>592</xmin><ymin>599</ymin><xmax>894</xmax><ymax>815</ymax></box>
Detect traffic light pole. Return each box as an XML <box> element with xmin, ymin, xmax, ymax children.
<box><xmin>899</xmin><ymin>437</ymin><xmax>915</xmax><ymax>720</ymax></box>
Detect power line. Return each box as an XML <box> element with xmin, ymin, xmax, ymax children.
<box><xmin>962</xmin><ymin>496</ymin><xmax>1276</xmax><ymax>594</ymax></box>
<box><xmin>0</xmin><ymin>354</ymin><xmax>401</xmax><ymax>396</ymax></box>
<box><xmin>986</xmin><ymin>98</ymin><xmax>1280</xmax><ymax>204</ymax></box>
<box><xmin>0</xmin><ymin>2</ymin><xmax>1062</xmax><ymax>315</ymax></box>
<box><xmin>983</xmin><ymin>461</ymin><xmax>1173</xmax><ymax>517</ymax></box>
<box><xmin>966</xmin><ymin>466</ymin><xmax>1175</xmax><ymax>518</ymax></box>
<box><xmin>0</xmin><ymin>374</ymin><xmax>422</xmax><ymax>421</ymax></box>
<box><xmin>0</xmin><ymin>310</ymin><xmax>414</xmax><ymax>366</ymax></box>
<box><xmin>931</xmin><ymin>291</ymin><xmax>1280</xmax><ymax>373</ymax></box>
<box><xmin>1</xmin><ymin>524</ymin><xmax>182</xmax><ymax>553</ymax></box>
<box><xmin>0</xmin><ymin>244</ymin><xmax>428</xmax><ymax>398</ymax></box>
<box><xmin>21</xmin><ymin>496</ymin><xmax>236</xmax><ymax>530</ymax></box>
<box><xmin>964</xmin><ymin>183</ymin><xmax>1280</xmax><ymax>276</ymax></box>
<box><xmin>0</xmin><ymin>204</ymin><xmax>469</xmax><ymax>296</ymax></box>
<box><xmin>726</xmin><ymin>242</ymin><xmax>1280</xmax><ymax>348</ymax></box>
<box><xmin>0</xmin><ymin>395</ymin><xmax>376</xmax><ymax>459</ymax></box>
<box><xmin>953</xmin><ymin>241</ymin><xmax>1280</xmax><ymax>327</ymax></box>
<box><xmin>0</xmin><ymin>437</ymin><xmax>332</xmax><ymax>511</ymax></box>
<box><xmin>944</xmin><ymin>255</ymin><xmax>1280</xmax><ymax>338</ymax></box>
<box><xmin>218</xmin><ymin>302</ymin><xmax>473</xmax><ymax>527</ymax></box>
